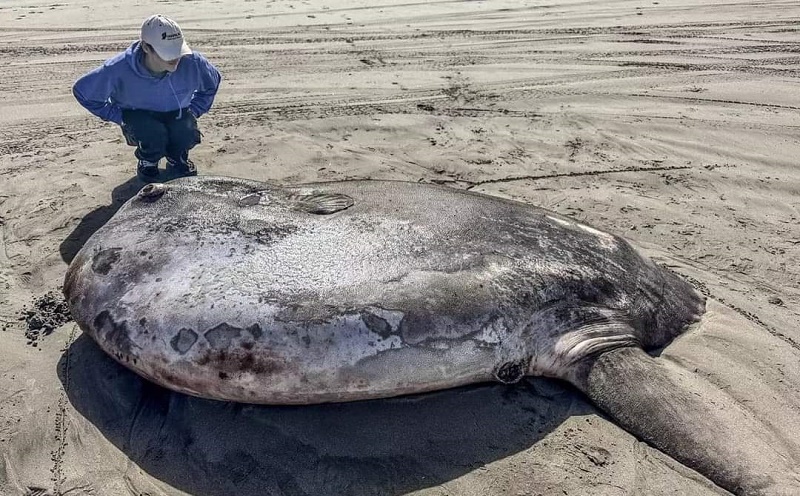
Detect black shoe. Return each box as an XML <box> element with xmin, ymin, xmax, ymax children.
<box><xmin>166</xmin><ymin>157</ymin><xmax>197</xmax><ymax>176</ymax></box>
<box><xmin>137</xmin><ymin>159</ymin><xmax>160</xmax><ymax>182</ymax></box>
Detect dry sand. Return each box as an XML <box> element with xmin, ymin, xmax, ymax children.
<box><xmin>1</xmin><ymin>0</ymin><xmax>799</xmax><ymax>495</ymax></box>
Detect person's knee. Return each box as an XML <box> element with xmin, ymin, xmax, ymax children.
<box><xmin>169</xmin><ymin>113</ymin><xmax>202</xmax><ymax>151</ymax></box>
<box><xmin>122</xmin><ymin>125</ymin><xmax>169</xmax><ymax>150</ymax></box>
<box><xmin>122</xmin><ymin>110</ymin><xmax>168</xmax><ymax>149</ymax></box>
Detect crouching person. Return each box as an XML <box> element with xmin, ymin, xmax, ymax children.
<box><xmin>73</xmin><ymin>14</ymin><xmax>222</xmax><ymax>181</ymax></box>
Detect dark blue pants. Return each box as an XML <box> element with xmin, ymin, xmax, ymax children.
<box><xmin>121</xmin><ymin>108</ymin><xmax>201</xmax><ymax>163</ymax></box>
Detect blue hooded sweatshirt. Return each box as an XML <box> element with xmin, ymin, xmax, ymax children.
<box><xmin>73</xmin><ymin>41</ymin><xmax>222</xmax><ymax>125</ymax></box>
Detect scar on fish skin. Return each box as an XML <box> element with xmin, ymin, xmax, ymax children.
<box><xmin>205</xmin><ymin>323</ymin><xmax>243</xmax><ymax>349</ymax></box>
<box><xmin>92</xmin><ymin>248</ymin><xmax>122</xmax><ymax>275</ymax></box>
<box><xmin>171</xmin><ymin>328</ymin><xmax>198</xmax><ymax>354</ymax></box>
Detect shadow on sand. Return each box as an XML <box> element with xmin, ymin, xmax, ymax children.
<box><xmin>59</xmin><ymin>335</ymin><xmax>594</xmax><ymax>496</ymax></box>
<box><xmin>59</xmin><ymin>177</ymin><xmax>142</xmax><ymax>264</ymax></box>
<box><xmin>59</xmin><ymin>168</ymin><xmax>190</xmax><ymax>264</ymax></box>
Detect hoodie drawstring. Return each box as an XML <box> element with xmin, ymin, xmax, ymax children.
<box><xmin>167</xmin><ymin>76</ymin><xmax>183</xmax><ymax>120</ymax></box>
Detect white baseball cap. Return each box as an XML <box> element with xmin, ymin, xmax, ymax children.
<box><xmin>140</xmin><ymin>14</ymin><xmax>192</xmax><ymax>61</ymax></box>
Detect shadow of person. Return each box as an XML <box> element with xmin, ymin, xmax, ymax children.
<box><xmin>59</xmin><ymin>177</ymin><xmax>145</xmax><ymax>264</ymax></box>
<box><xmin>59</xmin><ymin>335</ymin><xmax>593</xmax><ymax>496</ymax></box>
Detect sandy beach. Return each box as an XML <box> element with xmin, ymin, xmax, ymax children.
<box><xmin>1</xmin><ymin>1</ymin><xmax>799</xmax><ymax>495</ymax></box>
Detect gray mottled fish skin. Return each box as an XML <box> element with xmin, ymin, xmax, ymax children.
<box><xmin>64</xmin><ymin>176</ymin><xmax>703</xmax><ymax>404</ymax></box>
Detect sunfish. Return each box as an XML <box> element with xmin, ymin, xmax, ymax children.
<box><xmin>64</xmin><ymin>176</ymin><xmax>799</xmax><ymax>495</ymax></box>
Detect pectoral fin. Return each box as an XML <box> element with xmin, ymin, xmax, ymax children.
<box><xmin>291</xmin><ymin>192</ymin><xmax>354</xmax><ymax>215</ymax></box>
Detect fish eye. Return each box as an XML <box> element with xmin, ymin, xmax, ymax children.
<box><xmin>138</xmin><ymin>183</ymin><xmax>168</xmax><ymax>201</ymax></box>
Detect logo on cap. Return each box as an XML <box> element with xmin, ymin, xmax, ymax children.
<box><xmin>161</xmin><ymin>31</ymin><xmax>182</xmax><ymax>41</ymax></box>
